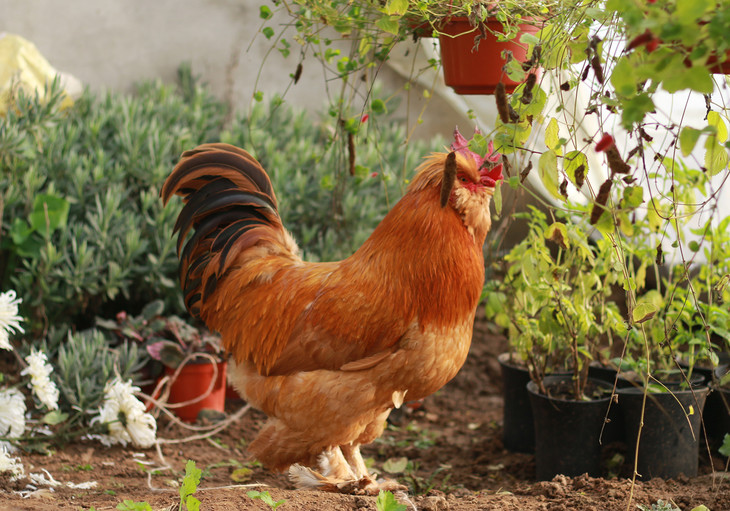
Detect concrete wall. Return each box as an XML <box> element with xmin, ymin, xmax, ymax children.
<box><xmin>1</xmin><ymin>0</ymin><xmax>467</xmax><ymax>141</ymax></box>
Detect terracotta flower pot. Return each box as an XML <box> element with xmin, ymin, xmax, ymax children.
<box><xmin>438</xmin><ymin>17</ymin><xmax>541</xmax><ymax>95</ymax></box>
<box><xmin>164</xmin><ymin>360</ymin><xmax>227</xmax><ymax>422</ymax></box>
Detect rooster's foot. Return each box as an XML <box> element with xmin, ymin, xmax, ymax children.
<box><xmin>288</xmin><ymin>464</ymin><xmax>406</xmax><ymax>495</ymax></box>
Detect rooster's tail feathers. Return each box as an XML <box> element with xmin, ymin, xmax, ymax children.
<box><xmin>162</xmin><ymin>143</ymin><xmax>285</xmax><ymax>318</ymax></box>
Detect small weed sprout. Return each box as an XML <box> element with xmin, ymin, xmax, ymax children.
<box><xmin>246</xmin><ymin>490</ymin><xmax>286</xmax><ymax>509</ymax></box>
<box><xmin>376</xmin><ymin>490</ymin><xmax>407</xmax><ymax>511</ymax></box>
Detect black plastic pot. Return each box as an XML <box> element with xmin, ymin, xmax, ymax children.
<box><xmin>498</xmin><ymin>353</ymin><xmax>535</xmax><ymax>453</ymax></box>
<box><xmin>707</xmin><ymin>365</ymin><xmax>730</xmax><ymax>448</ymax></box>
<box><xmin>617</xmin><ymin>384</ymin><xmax>709</xmax><ymax>479</ymax></box>
<box><xmin>588</xmin><ymin>364</ymin><xmax>632</xmax><ymax>444</ymax></box>
<box><xmin>527</xmin><ymin>376</ymin><xmax>613</xmax><ymax>480</ymax></box>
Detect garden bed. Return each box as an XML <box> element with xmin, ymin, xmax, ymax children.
<box><xmin>2</xmin><ymin>321</ymin><xmax>729</xmax><ymax>510</ymax></box>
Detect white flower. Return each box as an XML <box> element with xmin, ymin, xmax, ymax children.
<box><xmin>0</xmin><ymin>290</ymin><xmax>24</xmax><ymax>351</ymax></box>
<box><xmin>20</xmin><ymin>349</ymin><xmax>60</xmax><ymax>410</ymax></box>
<box><xmin>0</xmin><ymin>387</ymin><xmax>26</xmax><ymax>442</ymax></box>
<box><xmin>0</xmin><ymin>444</ymin><xmax>25</xmax><ymax>481</ymax></box>
<box><xmin>92</xmin><ymin>378</ymin><xmax>156</xmax><ymax>448</ymax></box>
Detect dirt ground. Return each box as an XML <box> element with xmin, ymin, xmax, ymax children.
<box><xmin>2</xmin><ymin>320</ymin><xmax>730</xmax><ymax>511</ymax></box>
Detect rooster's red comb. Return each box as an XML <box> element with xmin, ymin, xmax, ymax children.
<box><xmin>450</xmin><ymin>127</ymin><xmax>503</xmax><ymax>187</ymax></box>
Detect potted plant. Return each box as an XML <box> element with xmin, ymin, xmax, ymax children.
<box><xmin>485</xmin><ymin>207</ymin><xmax>626</xmax><ymax>476</ymax></box>
<box><xmin>97</xmin><ymin>300</ymin><xmax>228</xmax><ymax>423</ymax></box>
<box><xmin>613</xmin><ymin>211</ymin><xmax>730</xmax><ymax>478</ymax></box>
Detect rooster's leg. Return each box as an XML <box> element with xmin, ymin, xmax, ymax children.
<box><xmin>340</xmin><ymin>444</ymin><xmax>370</xmax><ymax>479</ymax></box>
<box><xmin>341</xmin><ymin>443</ymin><xmax>407</xmax><ymax>494</ymax></box>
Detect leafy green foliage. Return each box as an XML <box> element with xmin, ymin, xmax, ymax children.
<box><xmin>1</xmin><ymin>66</ymin><xmax>224</xmax><ymax>333</ymax></box>
<box><xmin>180</xmin><ymin>460</ymin><xmax>202</xmax><ymax>511</ymax></box>
<box><xmin>55</xmin><ymin>328</ymin><xmax>144</xmax><ymax>414</ymax></box>
<box><xmin>246</xmin><ymin>490</ymin><xmax>286</xmax><ymax>509</ymax></box>
<box><xmin>485</xmin><ymin>207</ymin><xmax>625</xmax><ymax>398</ymax></box>
<box><xmin>376</xmin><ymin>490</ymin><xmax>407</xmax><ymax>511</ymax></box>
<box><xmin>116</xmin><ymin>500</ymin><xmax>153</xmax><ymax>511</ymax></box>
<box><xmin>637</xmin><ymin>500</ymin><xmax>680</xmax><ymax>511</ymax></box>
<box><xmin>720</xmin><ymin>433</ymin><xmax>730</xmax><ymax>457</ymax></box>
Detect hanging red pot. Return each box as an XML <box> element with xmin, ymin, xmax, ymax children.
<box><xmin>438</xmin><ymin>17</ymin><xmax>541</xmax><ymax>95</ymax></box>
<box><xmin>164</xmin><ymin>360</ymin><xmax>227</xmax><ymax>422</ymax></box>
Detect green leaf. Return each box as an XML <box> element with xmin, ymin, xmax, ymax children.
<box><xmin>545</xmin><ymin>118</ymin><xmax>560</xmax><ymax>153</ymax></box>
<box><xmin>253</xmin><ymin>90</ymin><xmax>264</xmax><ymax>102</ymax></box>
<box><xmin>42</xmin><ymin>410</ymin><xmax>69</xmax><ymax>425</ymax></box>
<box><xmin>538</xmin><ymin>150</ymin><xmax>561</xmax><ymax>200</ymax></box>
<box><xmin>593</xmin><ymin>209</ymin><xmax>615</xmax><ymax>235</ymax></box>
<box><xmin>141</xmin><ymin>300</ymin><xmax>165</xmax><ymax>320</ymax></box>
<box><xmin>663</xmin><ymin>62</ymin><xmax>714</xmax><ymax>94</ymax></box>
<box><xmin>544</xmin><ymin>222</ymin><xmax>569</xmax><ymax>250</ymax></box>
<box><xmin>610</xmin><ymin>58</ymin><xmax>636</xmax><ymax>97</ymax></box>
<box><xmin>375</xmin><ymin>16</ymin><xmax>400</xmax><ymax>35</ymax></box>
<box><xmin>247</xmin><ymin>490</ymin><xmax>286</xmax><ymax>509</ymax></box>
<box><xmin>704</xmin><ymin>142</ymin><xmax>729</xmax><ymax>176</ymax></box>
<box><xmin>29</xmin><ymin>194</ymin><xmax>69</xmax><ymax>235</ymax></box>
<box><xmin>493</xmin><ymin>182</ymin><xmax>503</xmax><ymax>216</ymax></box>
<box><xmin>719</xmin><ymin>433</ymin><xmax>730</xmax><ymax>457</ymax></box>
<box><xmin>259</xmin><ymin>5</ymin><xmax>272</xmax><ymax>19</ymax></box>
<box><xmin>180</xmin><ymin>460</ymin><xmax>202</xmax><ymax>505</ymax></box>
<box><xmin>620</xmin><ymin>93</ymin><xmax>655</xmax><ymax>128</ymax></box>
<box><xmin>262</xmin><ymin>27</ymin><xmax>275</xmax><ymax>40</ymax></box>
<box><xmin>563</xmin><ymin>150</ymin><xmax>587</xmax><ymax>188</ymax></box>
<box><xmin>679</xmin><ymin>127</ymin><xmax>702</xmax><ymax>157</ymax></box>
<box><xmin>382</xmin><ymin>456</ymin><xmax>409</xmax><ymax>474</ymax></box>
<box><xmin>707</xmin><ymin>111</ymin><xmax>728</xmax><ymax>143</ymax></box>
<box><xmin>371</xmin><ymin>98</ymin><xmax>387</xmax><ymax>115</ymax></box>
<box><xmin>633</xmin><ymin>301</ymin><xmax>658</xmax><ymax>324</ymax></box>
<box><xmin>384</xmin><ymin>0</ymin><xmax>408</xmax><ymax>16</ymax></box>
<box><xmin>622</xmin><ymin>186</ymin><xmax>643</xmax><ymax>209</ymax></box>
<box><xmin>117</xmin><ymin>500</ymin><xmax>152</xmax><ymax>511</ymax></box>
<box><xmin>676</xmin><ymin>0</ymin><xmax>713</xmax><ymax>22</ymax></box>
<box><xmin>376</xmin><ymin>490</ymin><xmax>407</xmax><ymax>511</ymax></box>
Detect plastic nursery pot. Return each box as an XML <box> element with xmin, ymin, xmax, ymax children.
<box><xmin>617</xmin><ymin>383</ymin><xmax>709</xmax><ymax>479</ymax></box>
<box><xmin>498</xmin><ymin>352</ymin><xmax>535</xmax><ymax>453</ymax></box>
<box><xmin>587</xmin><ymin>363</ymin><xmax>632</xmax><ymax>444</ymax></box>
<box><xmin>164</xmin><ymin>360</ymin><xmax>227</xmax><ymax>423</ymax></box>
<box><xmin>705</xmin><ymin>364</ymin><xmax>730</xmax><ymax>448</ymax></box>
<box><xmin>438</xmin><ymin>17</ymin><xmax>542</xmax><ymax>95</ymax></box>
<box><xmin>527</xmin><ymin>376</ymin><xmax>613</xmax><ymax>481</ymax></box>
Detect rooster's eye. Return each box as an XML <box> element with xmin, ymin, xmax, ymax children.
<box><xmin>459</xmin><ymin>176</ymin><xmax>468</xmax><ymax>183</ymax></box>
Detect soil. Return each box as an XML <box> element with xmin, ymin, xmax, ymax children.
<box><xmin>2</xmin><ymin>321</ymin><xmax>730</xmax><ymax>511</ymax></box>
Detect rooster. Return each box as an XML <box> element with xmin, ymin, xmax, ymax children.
<box><xmin>161</xmin><ymin>128</ymin><xmax>503</xmax><ymax>493</ymax></box>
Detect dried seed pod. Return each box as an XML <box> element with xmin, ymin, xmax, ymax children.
<box><xmin>591</xmin><ymin>54</ymin><xmax>604</xmax><ymax>84</ymax></box>
<box><xmin>606</xmin><ymin>146</ymin><xmax>631</xmax><ymax>175</ymax></box>
<box><xmin>590</xmin><ymin>179</ymin><xmax>613</xmax><ymax>225</ymax></box>
<box><xmin>520</xmin><ymin>160</ymin><xmax>533</xmax><ymax>183</ymax></box>
<box><xmin>440</xmin><ymin>151</ymin><xmax>457</xmax><ymax>208</ymax></box>
<box><xmin>581</xmin><ymin>65</ymin><xmax>590</xmax><ymax>81</ymax></box>
<box><xmin>521</xmin><ymin>73</ymin><xmax>537</xmax><ymax>105</ymax></box>
<box><xmin>502</xmin><ymin>154</ymin><xmax>512</xmax><ymax>178</ymax></box>
<box><xmin>348</xmin><ymin>131</ymin><xmax>356</xmax><ymax>176</ymax></box>
<box><xmin>293</xmin><ymin>62</ymin><xmax>303</xmax><ymax>84</ymax></box>
<box><xmin>495</xmin><ymin>82</ymin><xmax>511</xmax><ymax>124</ymax></box>
<box><xmin>560</xmin><ymin>81</ymin><xmax>571</xmax><ymax>91</ymax></box>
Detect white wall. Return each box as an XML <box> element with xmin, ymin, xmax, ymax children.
<box><xmin>1</xmin><ymin>0</ymin><xmax>466</xmax><ymax>141</ymax></box>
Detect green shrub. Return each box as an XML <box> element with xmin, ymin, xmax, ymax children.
<box><xmin>1</xmin><ymin>65</ymin><xmax>445</xmax><ymax>336</ymax></box>
<box><xmin>1</xmin><ymin>66</ymin><xmax>225</xmax><ymax>332</ymax></box>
